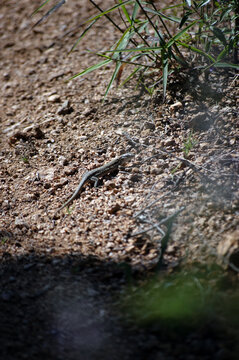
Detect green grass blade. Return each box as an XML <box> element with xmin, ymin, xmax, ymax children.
<box><xmin>86</xmin><ymin>1</ymin><xmax>134</xmax><ymax>23</ymax></box>
<box><xmin>216</xmin><ymin>46</ymin><xmax>229</xmax><ymax>61</ymax></box>
<box><xmin>198</xmin><ymin>0</ymin><xmax>211</xmax><ymax>8</ymax></box>
<box><xmin>135</xmin><ymin>0</ymin><xmax>165</xmax><ymax>46</ymax></box>
<box><xmin>132</xmin><ymin>18</ymin><xmax>148</xmax><ymax>35</ymax></box>
<box><xmin>69</xmin><ymin>19</ymin><xmax>98</xmax><ymax>53</ymax></box>
<box><xmin>167</xmin><ymin>20</ymin><xmax>198</xmax><ymax>48</ymax></box>
<box><xmin>131</xmin><ymin>1</ymin><xmax>140</xmax><ymax>23</ymax></box>
<box><xmin>220</xmin><ymin>7</ymin><xmax>233</xmax><ymax>22</ymax></box>
<box><xmin>118</xmin><ymin>0</ymin><xmax>132</xmax><ymax>23</ymax></box>
<box><xmin>120</xmin><ymin>66</ymin><xmax>141</xmax><ymax>87</ymax></box>
<box><xmin>161</xmin><ymin>3</ymin><xmax>185</xmax><ymax>11</ymax></box>
<box><xmin>211</xmin><ymin>26</ymin><xmax>227</xmax><ymax>47</ymax></box>
<box><xmin>104</xmin><ymin>46</ymin><xmax>163</xmax><ymax>53</ymax></box>
<box><xmin>68</xmin><ymin>59</ymin><xmax>112</xmax><ymax>80</ymax></box>
<box><xmin>179</xmin><ymin>12</ymin><xmax>192</xmax><ymax>28</ymax></box>
<box><xmin>31</xmin><ymin>0</ymin><xmax>52</xmax><ymax>16</ymax></box>
<box><xmin>94</xmin><ymin>52</ymin><xmax>155</xmax><ymax>69</ymax></box>
<box><xmin>114</xmin><ymin>26</ymin><xmax>132</xmax><ymax>55</ymax></box>
<box><xmin>104</xmin><ymin>61</ymin><xmax>122</xmax><ymax>100</ymax></box>
<box><xmin>32</xmin><ymin>0</ymin><xmax>66</xmax><ymax>28</ymax></box>
<box><xmin>162</xmin><ymin>50</ymin><xmax>168</xmax><ymax>102</ymax></box>
<box><xmin>177</xmin><ymin>40</ymin><xmax>216</xmax><ymax>62</ymax></box>
<box><xmin>142</xmin><ymin>7</ymin><xmax>181</xmax><ymax>23</ymax></box>
<box><xmin>213</xmin><ymin>62</ymin><xmax>239</xmax><ymax>69</ymax></box>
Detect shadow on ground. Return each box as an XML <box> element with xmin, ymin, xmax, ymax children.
<box><xmin>1</xmin><ymin>251</ymin><xmax>238</xmax><ymax>360</ymax></box>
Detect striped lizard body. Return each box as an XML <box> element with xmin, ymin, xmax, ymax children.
<box><xmin>53</xmin><ymin>153</ymin><xmax>133</xmax><ymax>217</ymax></box>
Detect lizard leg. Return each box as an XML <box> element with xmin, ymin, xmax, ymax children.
<box><xmin>90</xmin><ymin>176</ymin><xmax>99</xmax><ymax>187</ymax></box>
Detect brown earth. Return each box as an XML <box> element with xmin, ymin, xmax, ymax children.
<box><xmin>0</xmin><ymin>1</ymin><xmax>239</xmax><ymax>359</ymax></box>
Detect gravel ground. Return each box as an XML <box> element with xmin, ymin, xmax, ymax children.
<box><xmin>0</xmin><ymin>1</ymin><xmax>239</xmax><ymax>359</ymax></box>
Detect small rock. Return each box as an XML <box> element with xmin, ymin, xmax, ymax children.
<box><xmin>47</xmin><ymin>94</ymin><xmax>61</xmax><ymax>103</ymax></box>
<box><xmin>210</xmin><ymin>105</ymin><xmax>220</xmax><ymax>113</ymax></box>
<box><xmin>2</xmin><ymin>200</ymin><xmax>10</xmax><ymax>210</ymax></box>
<box><xmin>3</xmin><ymin>72</ymin><xmax>10</xmax><ymax>81</ymax></box>
<box><xmin>184</xmin><ymin>95</ymin><xmax>193</xmax><ymax>102</ymax></box>
<box><xmin>199</xmin><ymin>142</ymin><xmax>208</xmax><ymax>150</ymax></box>
<box><xmin>108</xmin><ymin>203</ymin><xmax>121</xmax><ymax>214</ymax></box>
<box><xmin>163</xmin><ymin>137</ymin><xmax>176</xmax><ymax>146</ymax></box>
<box><xmin>15</xmin><ymin>218</ymin><xmax>29</xmax><ymax>229</ymax></box>
<box><xmin>150</xmin><ymin>167</ymin><xmax>163</xmax><ymax>175</ymax></box>
<box><xmin>34</xmin><ymin>126</ymin><xmax>45</xmax><ymax>139</ymax></box>
<box><xmin>169</xmin><ymin>101</ymin><xmax>183</xmax><ymax>112</ymax></box>
<box><xmin>125</xmin><ymin>245</ymin><xmax>135</xmax><ymax>252</ymax></box>
<box><xmin>58</xmin><ymin>156</ymin><xmax>68</xmax><ymax>166</ymax></box>
<box><xmin>78</xmin><ymin>136</ymin><xmax>88</xmax><ymax>141</ymax></box>
<box><xmin>129</xmin><ymin>174</ymin><xmax>142</xmax><ymax>182</ymax></box>
<box><xmin>49</xmin><ymin>71</ymin><xmax>65</xmax><ymax>81</ymax></box>
<box><xmin>82</xmin><ymin>107</ymin><xmax>91</xmax><ymax>116</ymax></box>
<box><xmin>124</xmin><ymin>195</ymin><xmax>136</xmax><ymax>203</ymax></box>
<box><xmin>23</xmin><ymin>193</ymin><xmax>38</xmax><ymax>202</ymax></box>
<box><xmin>106</xmin><ymin>242</ymin><xmax>115</xmax><ymax>248</ymax></box>
<box><xmin>57</xmin><ymin>100</ymin><xmax>74</xmax><ymax>115</ymax></box>
<box><xmin>37</xmin><ymin>167</ymin><xmax>55</xmax><ymax>181</ymax></box>
<box><xmin>144</xmin><ymin>121</ymin><xmax>155</xmax><ymax>131</ymax></box>
<box><xmin>230</xmin><ymin>138</ymin><xmax>236</xmax><ymax>145</ymax></box>
<box><xmin>217</xmin><ymin>230</ymin><xmax>239</xmax><ymax>272</ymax></box>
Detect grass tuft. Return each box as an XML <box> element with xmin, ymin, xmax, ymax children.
<box><xmin>32</xmin><ymin>0</ymin><xmax>239</xmax><ymax>99</ymax></box>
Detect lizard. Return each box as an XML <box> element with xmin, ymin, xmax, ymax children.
<box><xmin>53</xmin><ymin>153</ymin><xmax>134</xmax><ymax>217</ymax></box>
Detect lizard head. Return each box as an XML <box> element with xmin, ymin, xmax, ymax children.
<box><xmin>120</xmin><ymin>153</ymin><xmax>134</xmax><ymax>164</ymax></box>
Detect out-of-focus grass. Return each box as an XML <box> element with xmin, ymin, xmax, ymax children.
<box><xmin>120</xmin><ymin>264</ymin><xmax>239</xmax><ymax>333</ymax></box>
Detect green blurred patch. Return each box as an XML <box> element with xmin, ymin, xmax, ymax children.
<box><xmin>121</xmin><ymin>265</ymin><xmax>239</xmax><ymax>331</ymax></box>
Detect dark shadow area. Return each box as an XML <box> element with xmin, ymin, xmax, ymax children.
<box><xmin>0</xmin><ymin>252</ymin><xmax>137</xmax><ymax>360</ymax></box>
<box><xmin>1</xmin><ymin>252</ymin><xmax>239</xmax><ymax>360</ymax></box>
